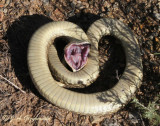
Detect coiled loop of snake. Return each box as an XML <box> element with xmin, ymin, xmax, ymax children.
<box><xmin>28</xmin><ymin>18</ymin><xmax>143</xmax><ymax>115</ymax></box>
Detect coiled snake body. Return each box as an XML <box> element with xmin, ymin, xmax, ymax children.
<box><xmin>28</xmin><ymin>18</ymin><xmax>143</xmax><ymax>115</ymax></box>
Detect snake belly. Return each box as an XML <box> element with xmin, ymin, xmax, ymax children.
<box><xmin>27</xmin><ymin>18</ymin><xmax>143</xmax><ymax>115</ymax></box>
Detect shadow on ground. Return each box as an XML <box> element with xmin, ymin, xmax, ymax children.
<box><xmin>5</xmin><ymin>13</ymin><xmax>104</xmax><ymax>94</ymax></box>
<box><xmin>5</xmin><ymin>14</ymin><xmax>53</xmax><ymax>95</ymax></box>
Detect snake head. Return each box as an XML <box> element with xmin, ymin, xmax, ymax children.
<box><xmin>64</xmin><ymin>42</ymin><xmax>90</xmax><ymax>72</ymax></box>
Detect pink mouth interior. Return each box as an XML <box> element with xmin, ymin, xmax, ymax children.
<box><xmin>64</xmin><ymin>43</ymin><xmax>90</xmax><ymax>71</ymax></box>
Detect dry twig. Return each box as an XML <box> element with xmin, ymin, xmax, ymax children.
<box><xmin>0</xmin><ymin>74</ymin><xmax>26</xmax><ymax>94</ymax></box>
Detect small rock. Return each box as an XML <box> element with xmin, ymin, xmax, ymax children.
<box><xmin>41</xmin><ymin>0</ymin><xmax>49</xmax><ymax>4</ymax></box>
<box><xmin>89</xmin><ymin>5</ymin><xmax>93</xmax><ymax>9</ymax></box>
<box><xmin>77</xmin><ymin>0</ymin><xmax>81</xmax><ymax>4</ymax></box>
<box><xmin>128</xmin><ymin>112</ymin><xmax>140</xmax><ymax>124</ymax></box>
<box><xmin>104</xmin><ymin>1</ymin><xmax>111</xmax><ymax>8</ymax></box>
<box><xmin>100</xmin><ymin>13</ymin><xmax>105</xmax><ymax>17</ymax></box>
<box><xmin>3</xmin><ymin>8</ymin><xmax>8</xmax><ymax>14</ymax></box>
<box><xmin>82</xmin><ymin>2</ymin><xmax>89</xmax><ymax>8</ymax></box>
<box><xmin>99</xmin><ymin>58</ymin><xmax>105</xmax><ymax>63</ymax></box>
<box><xmin>154</xmin><ymin>13</ymin><xmax>160</xmax><ymax>20</ymax></box>
<box><xmin>110</xmin><ymin>0</ymin><xmax>115</xmax><ymax>4</ymax></box>
<box><xmin>71</xmin><ymin>2</ymin><xmax>76</xmax><ymax>10</ymax></box>
<box><xmin>156</xmin><ymin>105</ymin><xmax>159</xmax><ymax>110</ymax></box>
<box><xmin>91</xmin><ymin>116</ymin><xmax>105</xmax><ymax>125</ymax></box>
<box><xmin>149</xmin><ymin>35</ymin><xmax>154</xmax><ymax>40</ymax></box>
<box><xmin>53</xmin><ymin>119</ymin><xmax>61</xmax><ymax>125</ymax></box>
<box><xmin>67</xmin><ymin>11</ymin><xmax>75</xmax><ymax>17</ymax></box>
<box><xmin>101</xmin><ymin>118</ymin><xmax>120</xmax><ymax>126</ymax></box>
<box><xmin>65</xmin><ymin>112</ymin><xmax>73</xmax><ymax>123</ymax></box>
<box><xmin>113</xmin><ymin>2</ymin><xmax>119</xmax><ymax>10</ymax></box>
<box><xmin>75</xmin><ymin>9</ymin><xmax>80</xmax><ymax>13</ymax></box>
<box><xmin>76</xmin><ymin>3</ymin><xmax>84</xmax><ymax>9</ymax></box>
<box><xmin>88</xmin><ymin>1</ymin><xmax>93</xmax><ymax>5</ymax></box>
<box><xmin>101</xmin><ymin>6</ymin><xmax>106</xmax><ymax>12</ymax></box>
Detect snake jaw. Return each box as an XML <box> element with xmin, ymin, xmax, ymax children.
<box><xmin>64</xmin><ymin>42</ymin><xmax>90</xmax><ymax>72</ymax></box>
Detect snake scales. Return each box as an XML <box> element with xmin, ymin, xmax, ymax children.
<box><xmin>28</xmin><ymin>18</ymin><xmax>143</xmax><ymax>115</ymax></box>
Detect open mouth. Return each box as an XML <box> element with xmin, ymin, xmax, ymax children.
<box><xmin>64</xmin><ymin>42</ymin><xmax>90</xmax><ymax>72</ymax></box>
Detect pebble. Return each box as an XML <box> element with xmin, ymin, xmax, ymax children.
<box><xmin>89</xmin><ymin>5</ymin><xmax>93</xmax><ymax>9</ymax></box>
<box><xmin>82</xmin><ymin>2</ymin><xmax>89</xmax><ymax>8</ymax></box>
<box><xmin>41</xmin><ymin>0</ymin><xmax>49</xmax><ymax>4</ymax></box>
<box><xmin>77</xmin><ymin>1</ymin><xmax>81</xmax><ymax>4</ymax></box>
<box><xmin>154</xmin><ymin>13</ymin><xmax>160</xmax><ymax>20</ymax></box>
<box><xmin>113</xmin><ymin>2</ymin><xmax>119</xmax><ymax>11</ymax></box>
<box><xmin>3</xmin><ymin>8</ymin><xmax>8</xmax><ymax>14</ymax></box>
<box><xmin>67</xmin><ymin>11</ymin><xmax>75</xmax><ymax>17</ymax></box>
<box><xmin>99</xmin><ymin>58</ymin><xmax>105</xmax><ymax>63</ymax></box>
<box><xmin>128</xmin><ymin>112</ymin><xmax>140</xmax><ymax>124</ymax></box>
<box><xmin>76</xmin><ymin>3</ymin><xmax>84</xmax><ymax>9</ymax></box>
<box><xmin>101</xmin><ymin>6</ymin><xmax>105</xmax><ymax>12</ymax></box>
<box><xmin>104</xmin><ymin>1</ymin><xmax>111</xmax><ymax>8</ymax></box>
<box><xmin>100</xmin><ymin>13</ymin><xmax>105</xmax><ymax>17</ymax></box>
<box><xmin>71</xmin><ymin>2</ymin><xmax>76</xmax><ymax>10</ymax></box>
<box><xmin>101</xmin><ymin>118</ymin><xmax>119</xmax><ymax>126</ymax></box>
<box><xmin>110</xmin><ymin>0</ymin><xmax>115</xmax><ymax>4</ymax></box>
<box><xmin>149</xmin><ymin>35</ymin><xmax>154</xmax><ymax>40</ymax></box>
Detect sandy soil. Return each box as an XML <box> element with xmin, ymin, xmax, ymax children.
<box><xmin>0</xmin><ymin>0</ymin><xmax>160</xmax><ymax>125</ymax></box>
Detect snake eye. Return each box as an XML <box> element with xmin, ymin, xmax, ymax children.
<box><xmin>64</xmin><ymin>42</ymin><xmax>90</xmax><ymax>72</ymax></box>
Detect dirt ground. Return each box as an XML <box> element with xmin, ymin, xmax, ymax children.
<box><xmin>0</xmin><ymin>0</ymin><xmax>160</xmax><ymax>125</ymax></box>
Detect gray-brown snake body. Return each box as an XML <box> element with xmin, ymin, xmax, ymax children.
<box><xmin>28</xmin><ymin>18</ymin><xmax>143</xmax><ymax>115</ymax></box>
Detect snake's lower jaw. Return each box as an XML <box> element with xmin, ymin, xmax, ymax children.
<box><xmin>64</xmin><ymin>43</ymin><xmax>90</xmax><ymax>72</ymax></box>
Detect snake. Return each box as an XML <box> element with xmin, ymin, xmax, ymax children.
<box><xmin>27</xmin><ymin>18</ymin><xmax>143</xmax><ymax>115</ymax></box>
